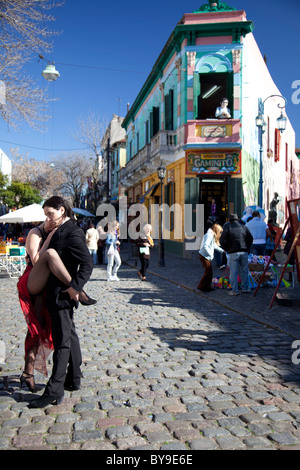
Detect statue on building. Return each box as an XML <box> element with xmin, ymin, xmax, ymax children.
<box><xmin>269</xmin><ymin>192</ymin><xmax>280</xmax><ymax>225</ymax></box>
<box><xmin>215</xmin><ymin>98</ymin><xmax>231</xmax><ymax>119</ymax></box>
<box><xmin>194</xmin><ymin>0</ymin><xmax>236</xmax><ymax>13</ymax></box>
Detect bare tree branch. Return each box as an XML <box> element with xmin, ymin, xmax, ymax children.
<box><xmin>51</xmin><ymin>153</ymin><xmax>93</xmax><ymax>207</ymax></box>
<box><xmin>0</xmin><ymin>0</ymin><xmax>64</xmax><ymax>129</ymax></box>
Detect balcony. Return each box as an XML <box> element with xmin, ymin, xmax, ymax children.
<box><xmin>185</xmin><ymin>119</ymin><xmax>241</xmax><ymax>147</ymax></box>
<box><xmin>150</xmin><ymin>130</ymin><xmax>178</xmax><ymax>159</ymax></box>
<box><xmin>120</xmin><ymin>129</ymin><xmax>180</xmax><ymax>186</ymax></box>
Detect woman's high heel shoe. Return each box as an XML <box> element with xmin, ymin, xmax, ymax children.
<box><xmin>20</xmin><ymin>372</ymin><xmax>41</xmax><ymax>393</ymax></box>
<box><xmin>79</xmin><ymin>290</ymin><xmax>97</xmax><ymax>306</ymax></box>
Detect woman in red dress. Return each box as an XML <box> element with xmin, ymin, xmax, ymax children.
<box><xmin>17</xmin><ymin>210</ymin><xmax>96</xmax><ymax>392</ymax></box>
<box><xmin>17</xmin><ymin>219</ymin><xmax>57</xmax><ymax>391</ymax></box>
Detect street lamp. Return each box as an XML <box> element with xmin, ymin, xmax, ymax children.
<box><xmin>157</xmin><ymin>162</ymin><xmax>166</xmax><ymax>267</ymax></box>
<box><xmin>255</xmin><ymin>94</ymin><xmax>287</xmax><ymax>208</ymax></box>
<box><xmin>42</xmin><ymin>63</ymin><xmax>60</xmax><ymax>81</ymax></box>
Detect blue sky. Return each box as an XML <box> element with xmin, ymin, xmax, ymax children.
<box><xmin>1</xmin><ymin>0</ymin><xmax>299</xmax><ymax>162</ymax></box>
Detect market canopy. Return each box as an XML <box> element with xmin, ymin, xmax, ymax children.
<box><xmin>0</xmin><ymin>204</ymin><xmax>46</xmax><ymax>224</ymax></box>
<box><xmin>72</xmin><ymin>208</ymin><xmax>95</xmax><ymax>217</ymax></box>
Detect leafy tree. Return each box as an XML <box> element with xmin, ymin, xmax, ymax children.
<box><xmin>1</xmin><ymin>180</ymin><xmax>42</xmax><ymax>209</ymax></box>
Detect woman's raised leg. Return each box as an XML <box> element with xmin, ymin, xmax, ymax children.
<box><xmin>27</xmin><ymin>248</ymin><xmax>72</xmax><ymax>296</ymax></box>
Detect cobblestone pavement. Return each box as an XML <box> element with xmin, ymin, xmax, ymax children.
<box><xmin>1</xmin><ymin>250</ymin><xmax>300</xmax><ymax>451</ymax></box>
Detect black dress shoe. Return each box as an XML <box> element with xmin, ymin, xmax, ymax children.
<box><xmin>28</xmin><ymin>394</ymin><xmax>64</xmax><ymax>408</ymax></box>
<box><xmin>79</xmin><ymin>290</ymin><xmax>97</xmax><ymax>306</ymax></box>
<box><xmin>64</xmin><ymin>384</ymin><xmax>81</xmax><ymax>391</ymax></box>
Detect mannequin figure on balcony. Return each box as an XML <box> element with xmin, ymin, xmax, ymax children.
<box><xmin>215</xmin><ymin>98</ymin><xmax>231</xmax><ymax>119</ymax></box>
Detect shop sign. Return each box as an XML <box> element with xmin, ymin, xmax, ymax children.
<box><xmin>186</xmin><ymin>151</ymin><xmax>241</xmax><ymax>175</ymax></box>
<box><xmin>201</xmin><ymin>125</ymin><xmax>227</xmax><ymax>138</ymax></box>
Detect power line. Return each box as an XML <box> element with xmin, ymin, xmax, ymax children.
<box><xmin>55</xmin><ymin>61</ymin><xmax>147</xmax><ymax>75</ymax></box>
<box><xmin>0</xmin><ymin>138</ymin><xmax>90</xmax><ymax>152</ymax></box>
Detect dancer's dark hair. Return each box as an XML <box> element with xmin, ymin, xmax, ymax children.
<box><xmin>43</xmin><ymin>196</ymin><xmax>75</xmax><ymax>221</ymax></box>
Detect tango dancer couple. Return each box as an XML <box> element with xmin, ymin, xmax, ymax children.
<box><xmin>17</xmin><ymin>196</ymin><xmax>96</xmax><ymax>408</ymax></box>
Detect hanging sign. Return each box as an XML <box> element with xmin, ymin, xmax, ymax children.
<box><xmin>186</xmin><ymin>151</ymin><xmax>241</xmax><ymax>175</ymax></box>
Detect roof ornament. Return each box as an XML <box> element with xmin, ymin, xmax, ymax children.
<box><xmin>194</xmin><ymin>0</ymin><xmax>236</xmax><ymax>13</ymax></box>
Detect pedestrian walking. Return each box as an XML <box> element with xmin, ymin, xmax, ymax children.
<box><xmin>28</xmin><ymin>196</ymin><xmax>95</xmax><ymax>408</ymax></box>
<box><xmin>198</xmin><ymin>224</ymin><xmax>224</xmax><ymax>292</ymax></box>
<box><xmin>85</xmin><ymin>222</ymin><xmax>99</xmax><ymax>264</ymax></box>
<box><xmin>220</xmin><ymin>213</ymin><xmax>253</xmax><ymax>296</ymax></box>
<box><xmin>136</xmin><ymin>224</ymin><xmax>154</xmax><ymax>281</ymax></box>
<box><xmin>96</xmin><ymin>224</ymin><xmax>106</xmax><ymax>265</ymax></box>
<box><xmin>106</xmin><ymin>220</ymin><xmax>121</xmax><ymax>281</ymax></box>
<box><xmin>246</xmin><ymin>211</ymin><xmax>271</xmax><ymax>255</ymax></box>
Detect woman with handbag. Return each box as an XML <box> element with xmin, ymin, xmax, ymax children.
<box><xmin>106</xmin><ymin>220</ymin><xmax>121</xmax><ymax>281</ymax></box>
<box><xmin>136</xmin><ymin>224</ymin><xmax>154</xmax><ymax>281</ymax></box>
<box><xmin>198</xmin><ymin>224</ymin><xmax>224</xmax><ymax>292</ymax></box>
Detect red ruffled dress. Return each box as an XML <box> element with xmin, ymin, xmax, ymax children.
<box><xmin>17</xmin><ymin>265</ymin><xmax>54</xmax><ymax>376</ymax></box>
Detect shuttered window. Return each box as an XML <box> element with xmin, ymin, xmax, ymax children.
<box><xmin>274</xmin><ymin>128</ymin><xmax>281</xmax><ymax>162</ymax></box>
<box><xmin>165</xmin><ymin>89</ymin><xmax>174</xmax><ymax>130</ymax></box>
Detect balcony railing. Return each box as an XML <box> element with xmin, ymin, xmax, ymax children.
<box><xmin>120</xmin><ymin>129</ymin><xmax>180</xmax><ymax>185</ymax></box>
<box><xmin>185</xmin><ymin>119</ymin><xmax>241</xmax><ymax>145</ymax></box>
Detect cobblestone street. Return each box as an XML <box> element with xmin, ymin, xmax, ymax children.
<box><xmin>1</xmin><ymin>253</ymin><xmax>300</xmax><ymax>451</ymax></box>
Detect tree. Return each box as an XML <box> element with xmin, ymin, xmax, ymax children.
<box><xmin>72</xmin><ymin>110</ymin><xmax>108</xmax><ymax>212</ymax></box>
<box><xmin>11</xmin><ymin>148</ymin><xmax>65</xmax><ymax>199</ymax></box>
<box><xmin>52</xmin><ymin>153</ymin><xmax>93</xmax><ymax>207</ymax></box>
<box><xmin>0</xmin><ymin>0</ymin><xmax>63</xmax><ymax>129</ymax></box>
<box><xmin>0</xmin><ymin>180</ymin><xmax>42</xmax><ymax>209</ymax></box>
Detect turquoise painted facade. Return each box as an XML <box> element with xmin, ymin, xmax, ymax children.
<box><xmin>121</xmin><ymin>1</ymin><xmax>299</xmax><ymax>256</ymax></box>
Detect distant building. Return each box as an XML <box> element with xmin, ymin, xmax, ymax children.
<box><xmin>0</xmin><ymin>149</ymin><xmax>11</xmax><ymax>183</ymax></box>
<box><xmin>121</xmin><ymin>0</ymin><xmax>299</xmax><ymax>257</ymax></box>
<box><xmin>100</xmin><ymin>115</ymin><xmax>126</xmax><ymax>213</ymax></box>
<box><xmin>0</xmin><ymin>149</ymin><xmax>12</xmax><ymax>215</ymax></box>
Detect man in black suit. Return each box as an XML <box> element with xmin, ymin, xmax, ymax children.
<box><xmin>29</xmin><ymin>196</ymin><xmax>94</xmax><ymax>408</ymax></box>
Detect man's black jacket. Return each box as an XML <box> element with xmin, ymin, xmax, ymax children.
<box><xmin>220</xmin><ymin>220</ymin><xmax>253</xmax><ymax>254</ymax></box>
<box><xmin>45</xmin><ymin>219</ymin><xmax>93</xmax><ymax>311</ymax></box>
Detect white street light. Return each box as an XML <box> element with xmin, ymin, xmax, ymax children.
<box><xmin>42</xmin><ymin>64</ymin><xmax>60</xmax><ymax>81</ymax></box>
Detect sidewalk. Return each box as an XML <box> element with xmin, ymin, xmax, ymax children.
<box><xmin>123</xmin><ymin>244</ymin><xmax>300</xmax><ymax>340</ymax></box>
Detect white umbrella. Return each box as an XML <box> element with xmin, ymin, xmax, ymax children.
<box><xmin>0</xmin><ymin>204</ymin><xmax>45</xmax><ymax>223</ymax></box>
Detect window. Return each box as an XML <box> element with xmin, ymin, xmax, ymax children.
<box><xmin>164</xmin><ymin>182</ymin><xmax>175</xmax><ymax>231</ymax></box>
<box><xmin>165</xmin><ymin>89</ymin><xmax>174</xmax><ymax>130</ymax></box>
<box><xmin>145</xmin><ymin>120</ymin><xmax>149</xmax><ymax>144</ymax></box>
<box><xmin>274</xmin><ymin>129</ymin><xmax>281</xmax><ymax>162</ymax></box>
<box><xmin>129</xmin><ymin>141</ymin><xmax>132</xmax><ymax>160</ymax></box>
<box><xmin>136</xmin><ymin>132</ymin><xmax>140</xmax><ymax>153</ymax></box>
<box><xmin>193</xmin><ymin>72</ymin><xmax>233</xmax><ymax>120</ymax></box>
<box><xmin>150</xmin><ymin>106</ymin><xmax>160</xmax><ymax>138</ymax></box>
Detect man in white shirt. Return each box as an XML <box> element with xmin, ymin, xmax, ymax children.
<box><xmin>246</xmin><ymin>211</ymin><xmax>271</xmax><ymax>255</ymax></box>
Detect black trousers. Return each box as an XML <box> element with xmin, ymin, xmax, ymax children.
<box><xmin>139</xmin><ymin>256</ymin><xmax>149</xmax><ymax>277</ymax></box>
<box><xmin>44</xmin><ymin>307</ymin><xmax>82</xmax><ymax>397</ymax></box>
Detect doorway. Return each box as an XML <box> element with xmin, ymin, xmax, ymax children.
<box><xmin>199</xmin><ymin>177</ymin><xmax>228</xmax><ymax>229</ymax></box>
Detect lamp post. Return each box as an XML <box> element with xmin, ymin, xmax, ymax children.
<box><xmin>255</xmin><ymin>94</ymin><xmax>287</xmax><ymax>208</ymax></box>
<box><xmin>157</xmin><ymin>162</ymin><xmax>166</xmax><ymax>267</ymax></box>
